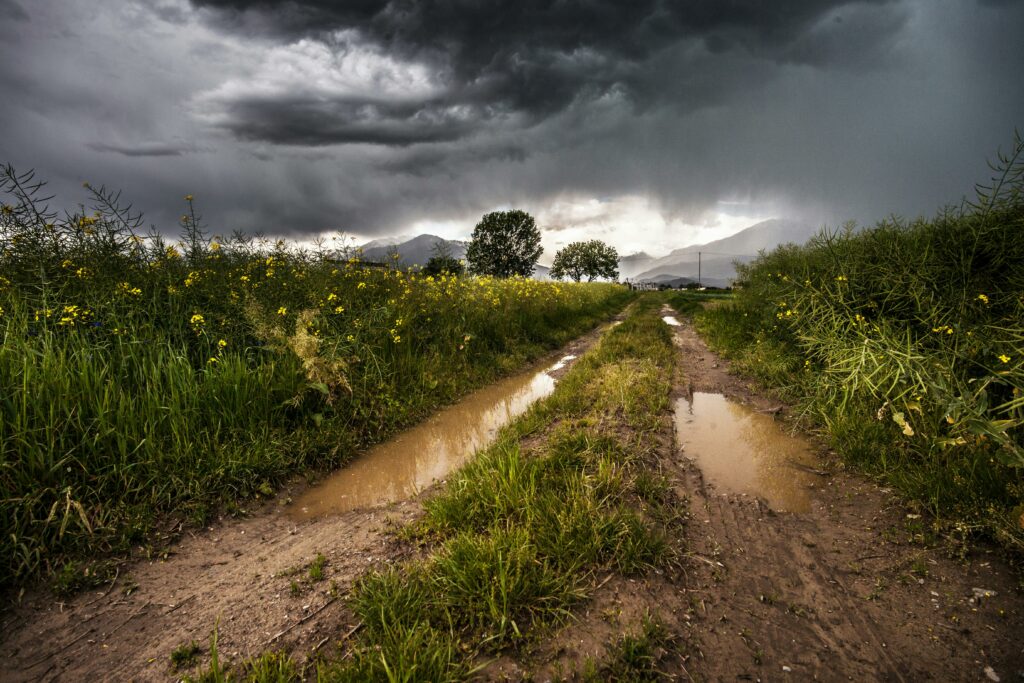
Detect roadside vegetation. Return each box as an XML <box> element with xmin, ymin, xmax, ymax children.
<box><xmin>183</xmin><ymin>298</ymin><xmax>681</xmax><ymax>681</ymax></box>
<box><xmin>686</xmin><ymin>136</ymin><xmax>1024</xmax><ymax>555</ymax></box>
<box><xmin>0</xmin><ymin>166</ymin><xmax>633</xmax><ymax>587</ymax></box>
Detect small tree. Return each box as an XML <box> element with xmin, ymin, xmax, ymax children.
<box><xmin>550</xmin><ymin>240</ymin><xmax>619</xmax><ymax>282</ymax></box>
<box><xmin>423</xmin><ymin>240</ymin><xmax>464</xmax><ymax>277</ymax></box>
<box><xmin>465</xmin><ymin>209</ymin><xmax>543</xmax><ymax>278</ymax></box>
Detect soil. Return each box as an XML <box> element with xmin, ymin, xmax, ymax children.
<box><xmin>0</xmin><ymin>319</ymin><xmax>615</xmax><ymax>683</ymax></box>
<box><xmin>4</xmin><ymin>307</ymin><xmax>1024</xmax><ymax>682</ymax></box>
<box><xmin>663</xmin><ymin>306</ymin><xmax>1024</xmax><ymax>682</ymax></box>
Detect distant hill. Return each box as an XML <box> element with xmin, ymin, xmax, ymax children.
<box><xmin>634</xmin><ymin>219</ymin><xmax>816</xmax><ymax>284</ymax></box>
<box><xmin>358</xmin><ymin>234</ymin><xmax>467</xmax><ymax>267</ymax></box>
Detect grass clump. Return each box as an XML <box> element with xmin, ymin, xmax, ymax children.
<box><xmin>318</xmin><ymin>300</ymin><xmax>679</xmax><ymax>680</ymax></box>
<box><xmin>170</xmin><ymin>640</ymin><xmax>202</xmax><ymax>670</ymax></box>
<box><xmin>583</xmin><ymin>614</ymin><xmax>672</xmax><ymax>682</ymax></box>
<box><xmin>0</xmin><ymin>165</ymin><xmax>634</xmax><ymax>586</ymax></box>
<box><xmin>688</xmin><ymin>134</ymin><xmax>1024</xmax><ymax>554</ymax></box>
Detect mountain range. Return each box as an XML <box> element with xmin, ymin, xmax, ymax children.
<box><xmin>355</xmin><ymin>218</ymin><xmax>818</xmax><ymax>284</ymax></box>
<box><xmin>623</xmin><ymin>219</ymin><xmax>818</xmax><ymax>286</ymax></box>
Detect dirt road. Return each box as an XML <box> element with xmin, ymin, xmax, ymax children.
<box><xmin>0</xmin><ymin>325</ymin><xmax>611</xmax><ymax>682</ymax></box>
<box><xmin>667</xmin><ymin>308</ymin><xmax>1024</xmax><ymax>681</ymax></box>
<box><xmin>2</xmin><ymin>308</ymin><xmax>1022</xmax><ymax>681</ymax></box>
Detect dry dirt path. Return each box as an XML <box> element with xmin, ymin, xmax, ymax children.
<box><xmin>0</xmin><ymin>322</ymin><xmax>615</xmax><ymax>683</ymax></box>
<box><xmin>666</xmin><ymin>306</ymin><xmax>1024</xmax><ymax>682</ymax></box>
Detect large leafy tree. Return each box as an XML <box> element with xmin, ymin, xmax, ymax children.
<box><xmin>465</xmin><ymin>209</ymin><xmax>543</xmax><ymax>278</ymax></box>
<box><xmin>550</xmin><ymin>240</ymin><xmax>619</xmax><ymax>282</ymax></box>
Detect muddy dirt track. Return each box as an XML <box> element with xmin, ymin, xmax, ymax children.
<box><xmin>3</xmin><ymin>309</ymin><xmax>1023</xmax><ymax>681</ymax></box>
<box><xmin>0</xmin><ymin>323</ymin><xmax>610</xmax><ymax>682</ymax></box>
<box><xmin>665</xmin><ymin>308</ymin><xmax>1024</xmax><ymax>681</ymax></box>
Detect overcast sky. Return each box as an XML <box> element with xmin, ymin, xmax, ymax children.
<box><xmin>1</xmin><ymin>0</ymin><xmax>1022</xmax><ymax>259</ymax></box>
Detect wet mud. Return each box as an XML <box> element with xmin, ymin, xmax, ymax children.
<box><xmin>292</xmin><ymin>355</ymin><xmax>577</xmax><ymax>519</ymax></box>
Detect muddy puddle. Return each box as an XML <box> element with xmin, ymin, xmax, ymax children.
<box><xmin>674</xmin><ymin>392</ymin><xmax>821</xmax><ymax>512</ymax></box>
<box><xmin>291</xmin><ymin>355</ymin><xmax>578</xmax><ymax>519</ymax></box>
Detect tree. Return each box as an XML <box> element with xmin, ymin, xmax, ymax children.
<box><xmin>465</xmin><ymin>209</ymin><xmax>543</xmax><ymax>278</ymax></box>
<box><xmin>423</xmin><ymin>240</ymin><xmax>464</xmax><ymax>277</ymax></box>
<box><xmin>550</xmin><ymin>240</ymin><xmax>619</xmax><ymax>282</ymax></box>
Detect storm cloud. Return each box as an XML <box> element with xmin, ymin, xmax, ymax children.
<box><xmin>0</xmin><ymin>0</ymin><xmax>1022</xmax><ymax>255</ymax></box>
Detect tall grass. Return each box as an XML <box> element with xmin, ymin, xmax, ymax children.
<box><xmin>691</xmin><ymin>135</ymin><xmax>1024</xmax><ymax>552</ymax></box>
<box><xmin>0</xmin><ymin>166</ymin><xmax>633</xmax><ymax>585</ymax></box>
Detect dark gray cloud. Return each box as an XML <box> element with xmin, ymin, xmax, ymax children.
<box><xmin>190</xmin><ymin>0</ymin><xmax>900</xmax><ymax>146</ymax></box>
<box><xmin>86</xmin><ymin>142</ymin><xmax>203</xmax><ymax>157</ymax></box>
<box><xmin>1</xmin><ymin>0</ymin><xmax>29</xmax><ymax>21</ymax></box>
<box><xmin>0</xmin><ymin>0</ymin><xmax>1022</xmax><ymax>252</ymax></box>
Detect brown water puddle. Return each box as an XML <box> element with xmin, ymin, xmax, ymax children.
<box><xmin>674</xmin><ymin>392</ymin><xmax>821</xmax><ymax>512</ymax></box>
<box><xmin>291</xmin><ymin>356</ymin><xmax>577</xmax><ymax>519</ymax></box>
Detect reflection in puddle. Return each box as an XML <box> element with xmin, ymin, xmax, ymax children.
<box><xmin>291</xmin><ymin>358</ymin><xmax>573</xmax><ymax>519</ymax></box>
<box><xmin>674</xmin><ymin>393</ymin><xmax>820</xmax><ymax>512</ymax></box>
<box><xmin>547</xmin><ymin>355</ymin><xmax>577</xmax><ymax>372</ymax></box>
<box><xmin>662</xmin><ymin>316</ymin><xmax>681</xmax><ymax>327</ymax></box>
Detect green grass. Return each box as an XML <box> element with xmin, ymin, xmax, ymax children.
<box><xmin>302</xmin><ymin>298</ymin><xmax>677</xmax><ymax>681</ymax></box>
<box><xmin>0</xmin><ymin>167</ymin><xmax>636</xmax><ymax>586</ymax></box>
<box><xmin>684</xmin><ymin>135</ymin><xmax>1024</xmax><ymax>555</ymax></box>
<box><xmin>583</xmin><ymin>613</ymin><xmax>672</xmax><ymax>682</ymax></box>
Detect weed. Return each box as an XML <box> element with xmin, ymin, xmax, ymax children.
<box><xmin>0</xmin><ymin>165</ymin><xmax>634</xmax><ymax>587</ymax></box>
<box><xmin>688</xmin><ymin>134</ymin><xmax>1024</xmax><ymax>557</ymax></box>
<box><xmin>308</xmin><ymin>553</ymin><xmax>326</xmax><ymax>582</ymax></box>
<box><xmin>585</xmin><ymin>613</ymin><xmax>671</xmax><ymax>682</ymax></box>
<box><xmin>170</xmin><ymin>640</ymin><xmax>201</xmax><ymax>670</ymax></box>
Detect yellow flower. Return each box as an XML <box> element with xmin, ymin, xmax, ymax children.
<box><xmin>190</xmin><ymin>313</ymin><xmax>205</xmax><ymax>326</ymax></box>
<box><xmin>357</xmin><ymin>282</ymin><xmax>367</xmax><ymax>289</ymax></box>
<box><xmin>976</xmin><ymin>293</ymin><xmax>989</xmax><ymax>304</ymax></box>
<box><xmin>185</xmin><ymin>194</ymin><xmax>194</xmax><ymax>201</ymax></box>
<box><xmin>326</xmin><ymin>292</ymin><xmax>338</xmax><ymax>302</ymax></box>
<box><xmin>835</xmin><ymin>275</ymin><xmax>848</xmax><ymax>282</ymax></box>
<box><xmin>334</xmin><ymin>305</ymin><xmax>345</xmax><ymax>314</ymax></box>
<box><xmin>346</xmin><ymin>334</ymin><xmax>355</xmax><ymax>342</ymax></box>
<box><xmin>210</xmin><ymin>241</ymin><xmax>221</xmax><ymax>251</ymax></box>
<box><xmin>998</xmin><ymin>354</ymin><xmax>1011</xmax><ymax>364</ymax></box>
<box><xmin>277</xmin><ymin>306</ymin><xmax>287</xmax><ymax>316</ymax></box>
<box><xmin>218</xmin><ymin>339</ymin><xmax>228</xmax><ymax>349</ymax></box>
<box><xmin>61</xmin><ymin>259</ymin><xmax>74</xmax><ymax>269</ymax></box>
<box><xmin>0</xmin><ymin>305</ymin><xmax>4</xmax><ymax>317</ymax></box>
<box><xmin>239</xmin><ymin>275</ymin><xmax>250</xmax><ymax>283</ymax></box>
<box><xmin>207</xmin><ymin>357</ymin><xmax>218</xmax><ymax>364</ymax></box>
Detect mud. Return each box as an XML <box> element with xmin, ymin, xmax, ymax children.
<box><xmin>0</xmin><ymin>321</ymin><xmax>613</xmax><ymax>682</ymax></box>
<box><xmin>674</xmin><ymin>391</ymin><xmax>821</xmax><ymax>513</ymax></box>
<box><xmin>664</xmin><ymin>304</ymin><xmax>1024</xmax><ymax>681</ymax></box>
<box><xmin>292</xmin><ymin>354</ymin><xmax>578</xmax><ymax>519</ymax></box>
<box><xmin>4</xmin><ymin>305</ymin><xmax>1023</xmax><ymax>682</ymax></box>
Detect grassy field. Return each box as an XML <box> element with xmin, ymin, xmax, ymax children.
<box><xmin>686</xmin><ymin>138</ymin><xmax>1024</xmax><ymax>555</ymax></box>
<box><xmin>0</xmin><ymin>167</ymin><xmax>634</xmax><ymax>587</ymax></box>
<box><xmin>180</xmin><ymin>297</ymin><xmax>680</xmax><ymax>681</ymax></box>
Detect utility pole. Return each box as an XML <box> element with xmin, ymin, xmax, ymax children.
<box><xmin>698</xmin><ymin>251</ymin><xmax>701</xmax><ymax>287</ymax></box>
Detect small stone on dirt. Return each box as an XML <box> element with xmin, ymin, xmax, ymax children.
<box><xmin>972</xmin><ymin>588</ymin><xmax>997</xmax><ymax>599</ymax></box>
<box><xmin>984</xmin><ymin>665</ymin><xmax>1000</xmax><ymax>681</ymax></box>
